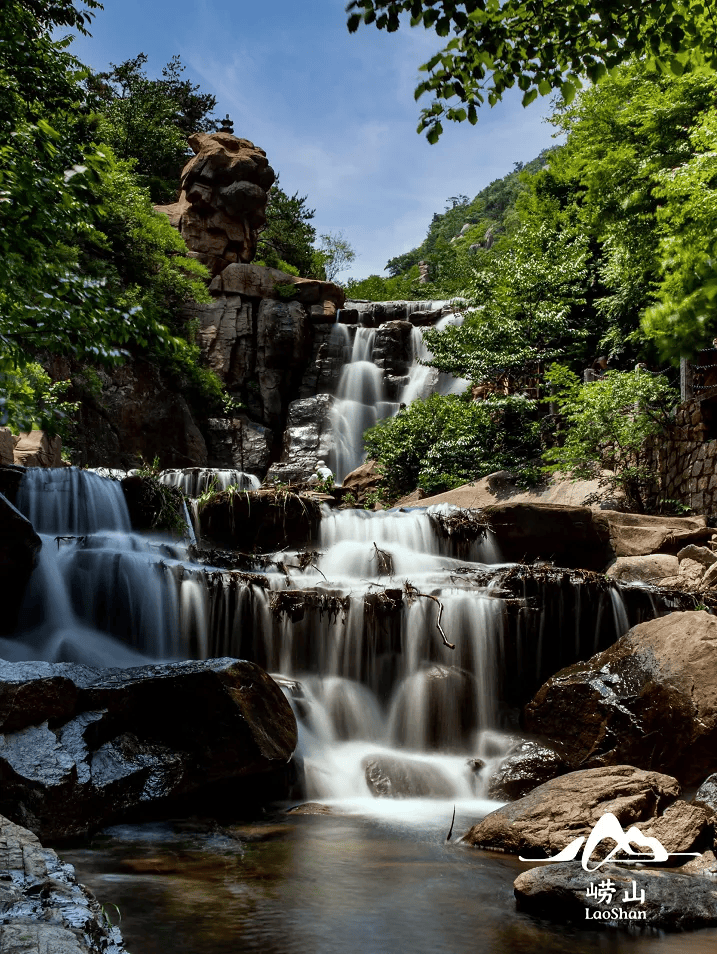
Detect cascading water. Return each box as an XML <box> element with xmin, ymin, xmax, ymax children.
<box><xmin>157</xmin><ymin>468</ymin><xmax>261</xmax><ymax>496</ymax></box>
<box><xmin>10</xmin><ymin>468</ymin><xmax>641</xmax><ymax>817</ymax></box>
<box><xmin>328</xmin><ymin>308</ymin><xmax>469</xmax><ymax>483</ymax></box>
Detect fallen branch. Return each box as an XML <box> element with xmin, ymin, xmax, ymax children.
<box><xmin>404</xmin><ymin>582</ymin><xmax>455</xmax><ymax>650</ymax></box>
<box><xmin>372</xmin><ymin>542</ymin><xmax>394</xmax><ymax>577</ymax></box>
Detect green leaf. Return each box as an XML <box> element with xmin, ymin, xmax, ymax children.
<box><xmin>522</xmin><ymin>88</ymin><xmax>538</xmax><ymax>107</ymax></box>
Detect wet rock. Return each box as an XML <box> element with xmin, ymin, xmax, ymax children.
<box><xmin>206</xmin><ymin>415</ymin><xmax>272</xmax><ymax>475</ymax></box>
<box><xmin>256</xmin><ymin>299</ymin><xmax>311</xmax><ymax>431</ymax></box>
<box><xmin>462</xmin><ymin>765</ymin><xmax>682</xmax><ymax>854</ymax></box>
<box><xmin>605</xmin><ymin>554</ymin><xmax>679</xmax><ymax>585</ymax></box>
<box><xmin>389</xmin><ymin>665</ymin><xmax>480</xmax><ymax>751</ymax></box>
<box><xmin>120</xmin><ymin>475</ymin><xmax>185</xmax><ymax>532</ymax></box>
<box><xmin>192</xmin><ymin>296</ymin><xmax>255</xmax><ymax>388</ymax></box>
<box><xmin>0</xmin><ymin>813</ymin><xmax>128</xmax><ymax>952</ymax></box>
<box><xmin>199</xmin><ymin>488</ymin><xmax>321</xmax><ymax>551</ymax></box>
<box><xmin>487</xmin><ymin>740</ymin><xmax>567</xmax><ymax>801</ymax></box>
<box><xmin>0</xmin><ymin>658</ymin><xmax>297</xmax><ymax>841</ymax></box>
<box><xmin>0</xmin><ymin>493</ymin><xmax>42</xmax><ymax>635</ymax></box>
<box><xmin>373</xmin><ymin>320</ymin><xmax>413</xmax><ymax>378</ymax></box>
<box><xmin>287</xmin><ymin>802</ymin><xmax>335</xmax><ymax>815</ymax></box>
<box><xmin>155</xmin><ymin>133</ymin><xmax>275</xmax><ymax>275</ymax></box>
<box><xmin>524</xmin><ymin>611</ymin><xmax>717</xmax><ymax>785</ymax></box>
<box><xmin>514</xmin><ymin>862</ymin><xmax>717</xmax><ymax>931</ymax></box>
<box><xmin>264</xmin><ymin>394</ymin><xmax>334</xmax><ymax>485</ymax></box>
<box><xmin>694</xmin><ymin>773</ymin><xmax>717</xmax><ymax>814</ymax></box>
<box><xmin>363</xmin><ymin>754</ymin><xmax>455</xmax><ymax>798</ymax></box>
<box><xmin>482</xmin><ymin>503</ymin><xmax>612</xmax><ymax>570</ymax></box>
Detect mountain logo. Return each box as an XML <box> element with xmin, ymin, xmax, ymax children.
<box><xmin>519</xmin><ymin>812</ymin><xmax>701</xmax><ymax>871</ymax></box>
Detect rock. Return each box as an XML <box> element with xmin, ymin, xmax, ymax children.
<box><xmin>388</xmin><ymin>665</ymin><xmax>480</xmax><ymax>751</ymax></box>
<box><xmin>682</xmin><ymin>850</ymin><xmax>717</xmax><ymax>875</ymax></box>
<box><xmin>702</xmin><ymin>562</ymin><xmax>717</xmax><ymax>590</ymax></box>
<box><xmin>264</xmin><ymin>394</ymin><xmax>334</xmax><ymax>485</ymax></box>
<box><xmin>199</xmin><ymin>488</ymin><xmax>321</xmax><ymax>551</ymax></box>
<box><xmin>155</xmin><ymin>133</ymin><xmax>275</xmax><ymax>275</ymax></box>
<box><xmin>363</xmin><ymin>754</ymin><xmax>456</xmax><ymax>798</ymax></box>
<box><xmin>69</xmin><ymin>359</ymin><xmax>207</xmax><ymax>470</ymax></box>
<box><xmin>0</xmin><ymin>493</ymin><xmax>42</xmax><ymax>635</ymax></box>
<box><xmin>680</xmin><ymin>556</ymin><xmax>705</xmax><ymax>585</ymax></box>
<box><xmin>482</xmin><ymin>503</ymin><xmax>612</xmax><ymax>570</ymax></box>
<box><xmin>677</xmin><ymin>544</ymin><xmax>717</xmax><ymax>567</ymax></box>
<box><xmin>638</xmin><ymin>799</ymin><xmax>713</xmax><ymax>855</ymax></box>
<box><xmin>13</xmin><ymin>430</ymin><xmax>63</xmax><ymax>467</ymax></box>
<box><xmin>0</xmin><ymin>427</ymin><xmax>15</xmax><ymax>466</ymax></box>
<box><xmin>206</xmin><ymin>416</ymin><xmax>273</xmax><ymax>475</ymax></box>
<box><xmin>524</xmin><ymin>611</ymin><xmax>717</xmax><ymax>785</ymax></box>
<box><xmin>593</xmin><ymin>510</ymin><xmax>712</xmax><ymax>558</ymax></box>
<box><xmin>287</xmin><ymin>802</ymin><xmax>335</xmax><ymax>815</ymax></box>
<box><xmin>210</xmin><ymin>262</ymin><xmax>345</xmax><ymax>308</ymax></box>
<box><xmin>487</xmin><ymin>740</ymin><xmax>567</xmax><ymax>801</ymax></box>
<box><xmin>605</xmin><ymin>554</ymin><xmax>680</xmax><ymax>585</ymax></box>
<box><xmin>257</xmin><ymin>299</ymin><xmax>311</xmax><ymax>430</ymax></box>
<box><xmin>341</xmin><ymin>459</ymin><xmax>383</xmax><ymax>504</ymax></box>
<box><xmin>462</xmin><ymin>765</ymin><xmax>682</xmax><ymax>855</ymax></box>
<box><xmin>0</xmin><ymin>658</ymin><xmax>297</xmax><ymax>841</ymax></box>
<box><xmin>373</xmin><ymin>320</ymin><xmax>414</xmax><ymax>378</ymax></box>
<box><xmin>514</xmin><ymin>862</ymin><xmax>717</xmax><ymax>931</ymax></box>
<box><xmin>694</xmin><ymin>773</ymin><xmax>717</xmax><ymax>813</ymax></box>
<box><xmin>0</xmin><ymin>814</ymin><xmax>128</xmax><ymax>953</ymax></box>
<box><xmin>192</xmin><ymin>296</ymin><xmax>254</xmax><ymax>388</ymax></box>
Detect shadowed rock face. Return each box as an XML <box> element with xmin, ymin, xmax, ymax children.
<box><xmin>514</xmin><ymin>862</ymin><xmax>717</xmax><ymax>931</ymax></box>
<box><xmin>155</xmin><ymin>132</ymin><xmax>275</xmax><ymax>275</ymax></box>
<box><xmin>0</xmin><ymin>658</ymin><xmax>297</xmax><ymax>841</ymax></box>
<box><xmin>524</xmin><ymin>611</ymin><xmax>717</xmax><ymax>785</ymax></box>
<box><xmin>0</xmin><ymin>493</ymin><xmax>41</xmax><ymax>635</ymax></box>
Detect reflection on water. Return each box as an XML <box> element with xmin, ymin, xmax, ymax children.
<box><xmin>61</xmin><ymin>813</ymin><xmax>717</xmax><ymax>954</ymax></box>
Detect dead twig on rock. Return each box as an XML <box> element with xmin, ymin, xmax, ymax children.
<box><xmin>372</xmin><ymin>542</ymin><xmax>394</xmax><ymax>577</ymax></box>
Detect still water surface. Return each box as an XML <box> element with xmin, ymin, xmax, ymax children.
<box><xmin>62</xmin><ymin>806</ymin><xmax>717</xmax><ymax>954</ymax></box>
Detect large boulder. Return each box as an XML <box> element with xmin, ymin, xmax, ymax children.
<box><xmin>0</xmin><ymin>658</ymin><xmax>297</xmax><ymax>841</ymax></box>
<box><xmin>0</xmin><ymin>813</ymin><xmax>128</xmax><ymax>952</ymax></box>
<box><xmin>487</xmin><ymin>740</ymin><xmax>567</xmax><ymax>801</ymax></box>
<box><xmin>256</xmin><ymin>299</ymin><xmax>311</xmax><ymax>431</ymax></box>
<box><xmin>265</xmin><ymin>394</ymin><xmax>334</xmax><ymax>485</ymax></box>
<box><xmin>210</xmin><ymin>262</ymin><xmax>345</xmax><ymax>309</ymax></box>
<box><xmin>514</xmin><ymin>863</ymin><xmax>717</xmax><ymax>931</ymax></box>
<box><xmin>0</xmin><ymin>493</ymin><xmax>42</xmax><ymax>635</ymax></box>
<box><xmin>462</xmin><ymin>765</ymin><xmax>711</xmax><ymax>857</ymax></box>
<box><xmin>524</xmin><ymin>611</ymin><xmax>717</xmax><ymax>785</ymax></box>
<box><xmin>482</xmin><ymin>503</ymin><xmax>612</xmax><ymax>570</ymax></box>
<box><xmin>363</xmin><ymin>754</ymin><xmax>456</xmax><ymax>798</ymax></box>
<box><xmin>593</xmin><ymin>510</ymin><xmax>713</xmax><ymax>558</ymax></box>
<box><xmin>198</xmin><ymin>488</ymin><xmax>321</xmax><ymax>551</ymax></box>
<box><xmin>13</xmin><ymin>430</ymin><xmax>63</xmax><ymax>468</ymax></box>
<box><xmin>205</xmin><ymin>415</ymin><xmax>273</xmax><ymax>475</ymax></box>
<box><xmin>155</xmin><ymin>133</ymin><xmax>275</xmax><ymax>275</ymax></box>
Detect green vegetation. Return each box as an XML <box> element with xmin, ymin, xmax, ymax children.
<box><xmin>361</xmin><ymin>59</ymin><xmax>715</xmax><ymax>505</ymax></box>
<box><xmin>347</xmin><ymin>1</ymin><xmax>717</xmax><ymax>142</ymax></box>
<box><xmin>543</xmin><ymin>366</ymin><xmax>679</xmax><ymax>513</ymax></box>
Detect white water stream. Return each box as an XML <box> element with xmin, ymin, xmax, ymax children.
<box><xmin>9</xmin><ymin>468</ymin><xmax>639</xmax><ymax>819</ymax></box>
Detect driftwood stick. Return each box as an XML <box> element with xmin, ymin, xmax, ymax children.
<box><xmin>404</xmin><ymin>583</ymin><xmax>455</xmax><ymax>650</ymax></box>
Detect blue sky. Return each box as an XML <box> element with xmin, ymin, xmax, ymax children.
<box><xmin>67</xmin><ymin>0</ymin><xmax>560</xmax><ymax>280</ymax></box>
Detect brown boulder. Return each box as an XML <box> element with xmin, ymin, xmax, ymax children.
<box><xmin>341</xmin><ymin>459</ymin><xmax>383</xmax><ymax>504</ymax></box>
<box><xmin>210</xmin><ymin>262</ymin><xmax>345</xmax><ymax>308</ymax></box>
<box><xmin>462</xmin><ymin>765</ymin><xmax>683</xmax><ymax>855</ymax></box>
<box><xmin>593</xmin><ymin>510</ymin><xmax>712</xmax><ymax>558</ymax></box>
<box><xmin>524</xmin><ymin>611</ymin><xmax>717</xmax><ymax>785</ymax></box>
<box><xmin>0</xmin><ymin>427</ymin><xmax>15</xmax><ymax>466</ymax></box>
<box><xmin>13</xmin><ymin>430</ymin><xmax>62</xmax><ymax>467</ymax></box>
<box><xmin>605</xmin><ymin>554</ymin><xmax>680</xmax><ymax>585</ymax></box>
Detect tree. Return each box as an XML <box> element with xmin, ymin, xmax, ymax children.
<box><xmin>256</xmin><ymin>178</ymin><xmax>318</xmax><ymax>277</ymax></box>
<box><xmin>313</xmin><ymin>231</ymin><xmax>357</xmax><ymax>283</ymax></box>
<box><xmin>543</xmin><ymin>365</ymin><xmax>678</xmax><ymax>513</ymax></box>
<box><xmin>346</xmin><ymin>1</ymin><xmax>717</xmax><ymax>141</ymax></box>
<box><xmin>89</xmin><ymin>53</ymin><xmax>217</xmax><ymax>203</ymax></box>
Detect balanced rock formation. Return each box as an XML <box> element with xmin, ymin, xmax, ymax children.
<box><xmin>524</xmin><ymin>611</ymin><xmax>717</xmax><ymax>784</ymax></box>
<box><xmin>155</xmin><ymin>132</ymin><xmax>275</xmax><ymax>275</ymax></box>
<box><xmin>0</xmin><ymin>657</ymin><xmax>297</xmax><ymax>841</ymax></box>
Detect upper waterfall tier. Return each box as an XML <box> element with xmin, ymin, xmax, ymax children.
<box><xmin>16</xmin><ymin>468</ymin><xmax>131</xmax><ymax>535</ymax></box>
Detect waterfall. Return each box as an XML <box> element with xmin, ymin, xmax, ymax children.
<box><xmin>9</xmin><ymin>468</ymin><xmax>665</xmax><ymax>812</ymax></box>
<box><xmin>328</xmin><ymin>308</ymin><xmax>469</xmax><ymax>483</ymax></box>
<box><xmin>157</xmin><ymin>468</ymin><xmax>261</xmax><ymax>496</ymax></box>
